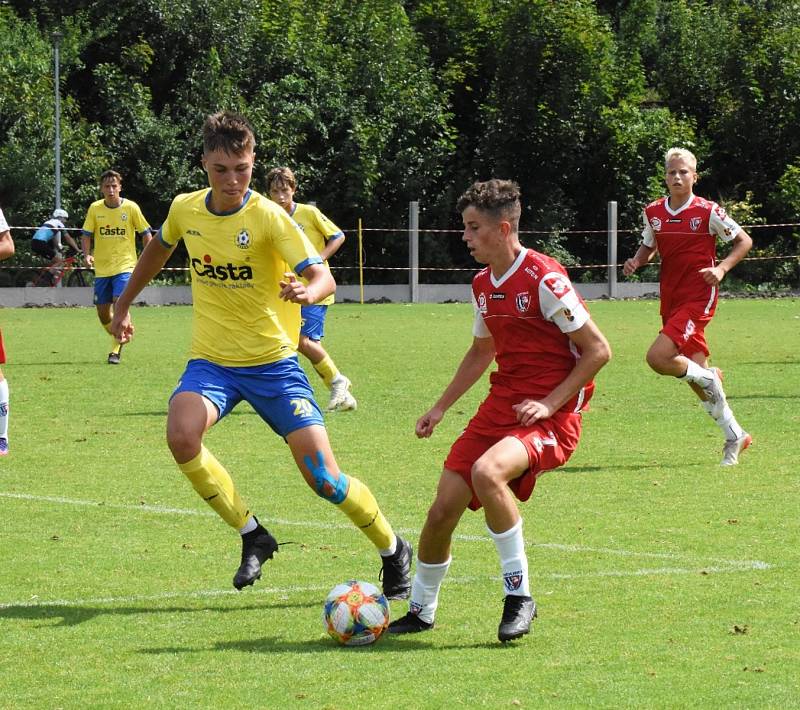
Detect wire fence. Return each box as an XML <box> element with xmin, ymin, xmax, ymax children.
<box><xmin>2</xmin><ymin>221</ymin><xmax>798</xmax><ymax>289</ymax></box>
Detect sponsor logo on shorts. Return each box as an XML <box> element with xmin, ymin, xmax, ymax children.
<box><xmin>689</xmin><ymin>217</ymin><xmax>702</xmax><ymax>231</ymax></box>
<box><xmin>683</xmin><ymin>319</ymin><xmax>696</xmax><ymax>341</ymax></box>
<box><xmin>503</xmin><ymin>571</ymin><xmax>524</xmax><ymax>592</ymax></box>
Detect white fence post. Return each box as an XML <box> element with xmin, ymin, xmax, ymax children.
<box><xmin>409</xmin><ymin>200</ymin><xmax>419</xmax><ymax>303</ymax></box>
<box><xmin>607</xmin><ymin>201</ymin><xmax>618</xmax><ymax>299</ymax></box>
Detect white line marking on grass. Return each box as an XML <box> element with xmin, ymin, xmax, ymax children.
<box><xmin>0</xmin><ymin>490</ymin><xmax>772</xmax><ymax>600</ymax></box>
<box><xmin>0</xmin><ymin>558</ymin><xmax>769</xmax><ymax>610</ymax></box>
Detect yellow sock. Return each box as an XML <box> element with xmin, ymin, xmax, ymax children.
<box><xmin>337</xmin><ymin>476</ymin><xmax>394</xmax><ymax>550</ymax></box>
<box><xmin>313</xmin><ymin>355</ymin><xmax>340</xmax><ymax>388</ymax></box>
<box><xmin>102</xmin><ymin>320</ymin><xmax>121</xmax><ymax>354</ymax></box>
<box><xmin>178</xmin><ymin>446</ymin><xmax>251</xmax><ymax>529</ymax></box>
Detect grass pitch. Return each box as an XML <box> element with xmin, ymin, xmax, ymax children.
<box><xmin>0</xmin><ymin>299</ymin><xmax>798</xmax><ymax>708</ymax></box>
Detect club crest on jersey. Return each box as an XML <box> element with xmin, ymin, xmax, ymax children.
<box><xmin>689</xmin><ymin>217</ymin><xmax>702</xmax><ymax>232</ymax></box>
<box><xmin>650</xmin><ymin>216</ymin><xmax>662</xmax><ymax>231</ymax></box>
<box><xmin>503</xmin><ymin>571</ymin><xmax>524</xmax><ymax>592</ymax></box>
<box><xmin>515</xmin><ymin>292</ymin><xmax>531</xmax><ymax>313</ymax></box>
<box><xmin>121</xmin><ymin>213</ymin><xmax>128</xmax><ymax>222</ymax></box>
<box><xmin>477</xmin><ymin>292</ymin><xmax>488</xmax><ymax>314</ymax></box>
<box><xmin>234</xmin><ymin>229</ymin><xmax>251</xmax><ymax>249</ymax></box>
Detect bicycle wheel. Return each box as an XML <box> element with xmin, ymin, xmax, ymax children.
<box><xmin>66</xmin><ymin>268</ymin><xmax>95</xmax><ymax>287</ymax></box>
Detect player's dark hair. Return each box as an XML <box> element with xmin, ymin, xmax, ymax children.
<box><xmin>203</xmin><ymin>111</ymin><xmax>256</xmax><ymax>155</ymax></box>
<box><xmin>266</xmin><ymin>166</ymin><xmax>297</xmax><ymax>191</ymax></box>
<box><xmin>457</xmin><ymin>179</ymin><xmax>521</xmax><ymax>231</ymax></box>
<box><xmin>99</xmin><ymin>169</ymin><xmax>122</xmax><ymax>185</ymax></box>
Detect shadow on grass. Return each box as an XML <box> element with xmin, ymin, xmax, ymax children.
<box><xmin>140</xmin><ymin>635</ymin><xmax>507</xmax><ymax>655</ymax></box>
<box><xmin>0</xmin><ymin>598</ymin><xmax>317</xmax><ymax>627</ymax></box>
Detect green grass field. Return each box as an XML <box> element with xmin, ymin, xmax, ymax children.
<box><xmin>0</xmin><ymin>299</ymin><xmax>798</xmax><ymax>708</ymax></box>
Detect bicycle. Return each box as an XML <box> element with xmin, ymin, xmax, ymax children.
<box><xmin>14</xmin><ymin>249</ymin><xmax>95</xmax><ymax>287</ymax></box>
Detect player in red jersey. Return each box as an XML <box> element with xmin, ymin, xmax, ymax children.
<box><xmin>623</xmin><ymin>148</ymin><xmax>753</xmax><ymax>466</ymax></box>
<box><xmin>0</xmin><ymin>206</ymin><xmax>14</xmax><ymax>455</ymax></box>
<box><xmin>388</xmin><ymin>179</ymin><xmax>611</xmax><ymax>642</ymax></box>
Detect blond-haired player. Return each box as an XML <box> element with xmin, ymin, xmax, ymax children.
<box><xmin>624</xmin><ymin>148</ymin><xmax>753</xmax><ymax>465</ymax></box>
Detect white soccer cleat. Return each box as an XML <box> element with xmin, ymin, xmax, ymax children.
<box><xmin>326</xmin><ymin>375</ymin><xmax>357</xmax><ymax>412</ymax></box>
<box><xmin>702</xmin><ymin>367</ymin><xmax>727</xmax><ymax>419</ymax></box>
<box><xmin>721</xmin><ymin>432</ymin><xmax>752</xmax><ymax>466</ymax></box>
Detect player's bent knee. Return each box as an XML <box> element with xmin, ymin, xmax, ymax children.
<box><xmin>471</xmin><ymin>459</ymin><xmax>505</xmax><ymax>493</ymax></box>
<box><xmin>304</xmin><ymin>451</ymin><xmax>348</xmax><ymax>503</ymax></box>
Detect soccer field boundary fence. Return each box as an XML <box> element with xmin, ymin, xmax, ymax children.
<box><xmin>1</xmin><ymin>203</ymin><xmax>798</xmax><ymax>304</ymax></box>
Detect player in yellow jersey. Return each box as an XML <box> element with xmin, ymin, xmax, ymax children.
<box><xmin>81</xmin><ymin>170</ymin><xmax>153</xmax><ymax>365</ymax></box>
<box><xmin>110</xmin><ymin>111</ymin><xmax>411</xmax><ymax>598</ymax></box>
<box><xmin>266</xmin><ymin>167</ymin><xmax>357</xmax><ymax>412</ymax></box>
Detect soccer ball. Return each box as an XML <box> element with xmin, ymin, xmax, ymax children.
<box><xmin>322</xmin><ymin>580</ymin><xmax>390</xmax><ymax>646</ymax></box>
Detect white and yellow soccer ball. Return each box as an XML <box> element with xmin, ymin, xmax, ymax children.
<box><xmin>322</xmin><ymin>580</ymin><xmax>390</xmax><ymax>646</ymax></box>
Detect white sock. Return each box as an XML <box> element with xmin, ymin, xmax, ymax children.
<box><xmin>488</xmin><ymin>518</ymin><xmax>530</xmax><ymax>597</ymax></box>
<box><xmin>679</xmin><ymin>360</ymin><xmax>714</xmax><ymax>388</ymax></box>
<box><xmin>408</xmin><ymin>558</ymin><xmax>451</xmax><ymax>624</ymax></box>
<box><xmin>0</xmin><ymin>379</ymin><xmax>8</xmax><ymax>439</ymax></box>
<box><xmin>379</xmin><ymin>534</ymin><xmax>397</xmax><ymax>558</ymax></box>
<box><xmin>239</xmin><ymin>517</ymin><xmax>258</xmax><ymax>535</ymax></box>
<box><xmin>701</xmin><ymin>401</ymin><xmax>745</xmax><ymax>441</ymax></box>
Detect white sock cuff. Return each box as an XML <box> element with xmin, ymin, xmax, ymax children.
<box><xmin>417</xmin><ymin>557</ymin><xmax>452</xmax><ymax>572</ymax></box>
<box><xmin>487</xmin><ymin>518</ymin><xmax>522</xmax><ymax>541</ymax></box>
<box><xmin>0</xmin><ymin>379</ymin><xmax>8</xmax><ymax>400</ymax></box>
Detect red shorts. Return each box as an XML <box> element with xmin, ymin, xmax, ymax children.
<box><xmin>661</xmin><ymin>304</ymin><xmax>713</xmax><ymax>358</ymax></box>
<box><xmin>0</xmin><ymin>328</ymin><xmax>5</xmax><ymax>364</ymax></box>
<box><xmin>444</xmin><ymin>396</ymin><xmax>583</xmax><ymax>511</ymax></box>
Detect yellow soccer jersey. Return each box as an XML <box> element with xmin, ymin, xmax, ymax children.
<box><xmin>290</xmin><ymin>203</ymin><xmax>344</xmax><ymax>307</ymax></box>
<box><xmin>81</xmin><ymin>198</ymin><xmax>151</xmax><ymax>277</ymax></box>
<box><xmin>159</xmin><ymin>189</ymin><xmax>323</xmax><ymax>367</ymax></box>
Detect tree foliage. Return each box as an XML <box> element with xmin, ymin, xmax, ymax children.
<box><xmin>0</xmin><ymin>0</ymin><xmax>798</xmax><ymax>280</ymax></box>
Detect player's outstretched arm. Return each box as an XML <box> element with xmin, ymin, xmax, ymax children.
<box><xmin>416</xmin><ymin>336</ymin><xmax>495</xmax><ymax>438</ymax></box>
<box><xmin>111</xmin><ymin>237</ymin><xmax>175</xmax><ymax>343</ymax></box>
<box><xmin>514</xmin><ymin>319</ymin><xmax>611</xmax><ymax>426</ymax></box>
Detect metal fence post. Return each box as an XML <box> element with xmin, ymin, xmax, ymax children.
<box><xmin>607</xmin><ymin>201</ymin><xmax>618</xmax><ymax>299</ymax></box>
<box><xmin>409</xmin><ymin>200</ymin><xmax>419</xmax><ymax>303</ymax></box>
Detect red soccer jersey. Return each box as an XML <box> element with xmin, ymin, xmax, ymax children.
<box><xmin>642</xmin><ymin>194</ymin><xmax>740</xmax><ymax>316</ymax></box>
<box><xmin>471</xmin><ymin>248</ymin><xmax>593</xmax><ymax>413</ymax></box>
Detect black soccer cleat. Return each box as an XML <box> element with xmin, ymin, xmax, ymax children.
<box><xmin>107</xmin><ymin>351</ymin><xmax>121</xmax><ymax>365</ymax></box>
<box><xmin>497</xmin><ymin>594</ymin><xmax>537</xmax><ymax>642</ymax></box>
<box><xmin>379</xmin><ymin>536</ymin><xmax>412</xmax><ymax>600</ymax></box>
<box><xmin>233</xmin><ymin>522</ymin><xmax>279</xmax><ymax>590</ymax></box>
<box><xmin>387</xmin><ymin>611</ymin><xmax>434</xmax><ymax>634</ymax></box>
